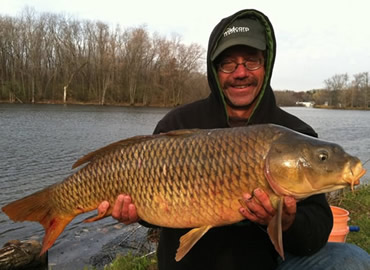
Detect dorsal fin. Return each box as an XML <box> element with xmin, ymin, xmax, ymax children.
<box><xmin>72</xmin><ymin>129</ymin><xmax>200</xmax><ymax>169</ymax></box>
<box><xmin>72</xmin><ymin>135</ymin><xmax>153</xmax><ymax>169</ymax></box>
<box><xmin>165</xmin><ymin>129</ymin><xmax>200</xmax><ymax>136</ymax></box>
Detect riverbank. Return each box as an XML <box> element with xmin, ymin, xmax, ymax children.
<box><xmin>0</xmin><ymin>100</ymin><xmax>173</xmax><ymax>108</ymax></box>
<box><xmin>314</xmin><ymin>105</ymin><xmax>370</xmax><ymax>111</ymax></box>
<box><xmin>1</xmin><ymin>100</ymin><xmax>369</xmax><ymax>110</ymax></box>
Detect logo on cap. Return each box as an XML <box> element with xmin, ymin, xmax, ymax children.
<box><xmin>223</xmin><ymin>26</ymin><xmax>250</xmax><ymax>37</ymax></box>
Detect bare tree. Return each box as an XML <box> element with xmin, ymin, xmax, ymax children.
<box><xmin>324</xmin><ymin>73</ymin><xmax>349</xmax><ymax>107</ymax></box>
<box><xmin>120</xmin><ymin>26</ymin><xmax>148</xmax><ymax>104</ymax></box>
<box><xmin>353</xmin><ymin>72</ymin><xmax>369</xmax><ymax>108</ymax></box>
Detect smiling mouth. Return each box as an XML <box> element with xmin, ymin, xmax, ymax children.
<box><xmin>232</xmin><ymin>84</ymin><xmax>254</xmax><ymax>89</ymax></box>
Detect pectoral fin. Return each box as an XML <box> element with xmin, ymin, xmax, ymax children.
<box><xmin>175</xmin><ymin>225</ymin><xmax>213</xmax><ymax>261</ymax></box>
<box><xmin>267</xmin><ymin>197</ymin><xmax>285</xmax><ymax>260</ymax></box>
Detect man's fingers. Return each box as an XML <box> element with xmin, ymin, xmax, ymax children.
<box><xmin>128</xmin><ymin>204</ymin><xmax>137</xmax><ymax>221</ymax></box>
<box><xmin>243</xmin><ymin>189</ymin><xmax>275</xmax><ymax>216</ymax></box>
<box><xmin>240</xmin><ymin>207</ymin><xmax>256</xmax><ymax>220</ymax></box>
<box><xmin>244</xmin><ymin>198</ymin><xmax>267</xmax><ymax>217</ymax></box>
<box><xmin>111</xmin><ymin>194</ymin><xmax>139</xmax><ymax>224</ymax></box>
<box><xmin>239</xmin><ymin>189</ymin><xmax>277</xmax><ymax>225</ymax></box>
<box><xmin>240</xmin><ymin>190</ymin><xmax>296</xmax><ymax>229</ymax></box>
<box><xmin>121</xmin><ymin>195</ymin><xmax>132</xmax><ymax>219</ymax></box>
<box><xmin>98</xmin><ymin>201</ymin><xmax>109</xmax><ymax>215</ymax></box>
<box><xmin>240</xmin><ymin>193</ymin><xmax>269</xmax><ymax>225</ymax></box>
<box><xmin>112</xmin><ymin>194</ymin><xmax>125</xmax><ymax>220</ymax></box>
<box><xmin>253</xmin><ymin>188</ymin><xmax>275</xmax><ymax>215</ymax></box>
<box><xmin>284</xmin><ymin>196</ymin><xmax>296</xmax><ymax>214</ymax></box>
<box><xmin>240</xmin><ymin>207</ymin><xmax>267</xmax><ymax>224</ymax></box>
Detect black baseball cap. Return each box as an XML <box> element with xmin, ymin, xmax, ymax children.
<box><xmin>211</xmin><ymin>18</ymin><xmax>266</xmax><ymax>61</ymax></box>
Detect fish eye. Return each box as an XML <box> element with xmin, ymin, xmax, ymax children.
<box><xmin>318</xmin><ymin>150</ymin><xmax>329</xmax><ymax>162</ymax></box>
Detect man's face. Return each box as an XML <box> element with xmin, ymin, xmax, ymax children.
<box><xmin>216</xmin><ymin>45</ymin><xmax>265</xmax><ymax>108</ymax></box>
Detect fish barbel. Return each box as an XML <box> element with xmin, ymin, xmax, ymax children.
<box><xmin>1</xmin><ymin>124</ymin><xmax>366</xmax><ymax>261</ymax></box>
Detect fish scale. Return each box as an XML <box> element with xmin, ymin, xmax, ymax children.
<box><xmin>2</xmin><ymin>124</ymin><xmax>366</xmax><ymax>261</ymax></box>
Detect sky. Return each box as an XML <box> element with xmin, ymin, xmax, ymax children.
<box><xmin>1</xmin><ymin>0</ymin><xmax>369</xmax><ymax>91</ymax></box>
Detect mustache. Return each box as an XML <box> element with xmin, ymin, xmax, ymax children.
<box><xmin>224</xmin><ymin>77</ymin><xmax>258</xmax><ymax>88</ymax></box>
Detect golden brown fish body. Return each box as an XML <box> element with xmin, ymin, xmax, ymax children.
<box><xmin>57</xmin><ymin>125</ymin><xmax>277</xmax><ymax>228</ymax></box>
<box><xmin>2</xmin><ymin>124</ymin><xmax>366</xmax><ymax>261</ymax></box>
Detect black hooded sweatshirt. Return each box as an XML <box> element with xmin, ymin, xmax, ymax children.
<box><xmin>152</xmin><ymin>9</ymin><xmax>333</xmax><ymax>270</ymax></box>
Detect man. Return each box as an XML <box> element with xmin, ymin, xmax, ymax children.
<box><xmin>99</xmin><ymin>9</ymin><xmax>370</xmax><ymax>270</ymax></box>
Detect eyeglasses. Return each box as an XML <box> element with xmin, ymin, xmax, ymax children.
<box><xmin>218</xmin><ymin>58</ymin><xmax>264</xmax><ymax>73</ymax></box>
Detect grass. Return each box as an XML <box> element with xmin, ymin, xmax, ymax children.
<box><xmin>82</xmin><ymin>252</ymin><xmax>158</xmax><ymax>270</ymax></box>
<box><xmin>103</xmin><ymin>253</ymin><xmax>157</xmax><ymax>270</ymax></box>
<box><xmin>87</xmin><ymin>185</ymin><xmax>370</xmax><ymax>270</ymax></box>
<box><xmin>328</xmin><ymin>184</ymin><xmax>370</xmax><ymax>253</ymax></box>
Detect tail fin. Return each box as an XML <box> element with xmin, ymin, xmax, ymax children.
<box><xmin>2</xmin><ymin>187</ymin><xmax>75</xmax><ymax>255</ymax></box>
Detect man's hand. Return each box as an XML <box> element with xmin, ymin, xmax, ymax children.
<box><xmin>239</xmin><ymin>188</ymin><xmax>296</xmax><ymax>231</ymax></box>
<box><xmin>98</xmin><ymin>194</ymin><xmax>140</xmax><ymax>225</ymax></box>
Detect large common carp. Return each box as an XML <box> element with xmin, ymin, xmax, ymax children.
<box><xmin>1</xmin><ymin>124</ymin><xmax>366</xmax><ymax>261</ymax></box>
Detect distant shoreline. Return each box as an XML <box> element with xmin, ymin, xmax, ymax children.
<box><xmin>1</xmin><ymin>101</ymin><xmax>369</xmax><ymax>111</ymax></box>
<box><xmin>0</xmin><ymin>100</ymin><xmax>172</xmax><ymax>108</ymax></box>
<box><xmin>312</xmin><ymin>105</ymin><xmax>370</xmax><ymax>111</ymax></box>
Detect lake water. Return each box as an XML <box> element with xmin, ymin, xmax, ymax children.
<box><xmin>0</xmin><ymin>104</ymin><xmax>369</xmax><ymax>269</ymax></box>
<box><xmin>0</xmin><ymin>104</ymin><xmax>169</xmax><ymax>269</ymax></box>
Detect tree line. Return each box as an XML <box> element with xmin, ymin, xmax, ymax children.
<box><xmin>275</xmin><ymin>72</ymin><xmax>370</xmax><ymax>109</ymax></box>
<box><xmin>1</xmin><ymin>8</ymin><xmax>368</xmax><ymax>109</ymax></box>
<box><xmin>0</xmin><ymin>8</ymin><xmax>209</xmax><ymax>106</ymax></box>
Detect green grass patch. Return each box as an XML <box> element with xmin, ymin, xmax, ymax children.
<box><xmin>329</xmin><ymin>184</ymin><xmax>370</xmax><ymax>253</ymax></box>
<box><xmin>92</xmin><ymin>252</ymin><xmax>157</xmax><ymax>270</ymax></box>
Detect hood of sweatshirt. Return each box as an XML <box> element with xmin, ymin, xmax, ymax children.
<box><xmin>155</xmin><ymin>9</ymin><xmax>317</xmax><ymax>137</ymax></box>
<box><xmin>206</xmin><ymin>9</ymin><xmax>277</xmax><ymax>125</ymax></box>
